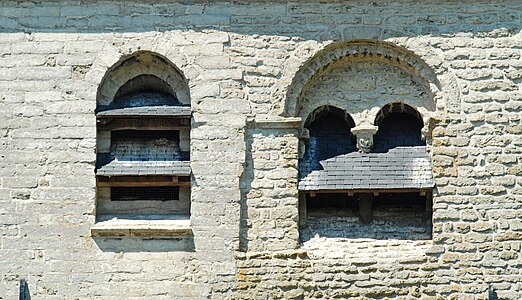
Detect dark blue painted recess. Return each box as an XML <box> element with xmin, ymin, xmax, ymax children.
<box><xmin>299</xmin><ymin>106</ymin><xmax>356</xmax><ymax>179</ymax></box>
<box><xmin>373</xmin><ymin>113</ymin><xmax>424</xmax><ymax>153</ymax></box>
<box><xmin>299</xmin><ymin>104</ymin><xmax>425</xmax><ymax>180</ymax></box>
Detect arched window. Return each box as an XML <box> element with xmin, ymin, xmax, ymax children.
<box><xmin>298</xmin><ymin>107</ymin><xmax>360</xmax><ymax>229</ymax></box>
<box><xmin>369</xmin><ymin>103</ymin><xmax>433</xmax><ymax>239</ymax></box>
<box><xmin>298</xmin><ymin>103</ymin><xmax>434</xmax><ymax>241</ymax></box>
<box><xmin>289</xmin><ymin>42</ymin><xmax>441</xmax><ymax>243</ymax></box>
<box><xmin>373</xmin><ymin>103</ymin><xmax>424</xmax><ymax>153</ymax></box>
<box><xmin>92</xmin><ymin>52</ymin><xmax>192</xmax><ymax>238</ymax></box>
<box><xmin>299</xmin><ymin>106</ymin><xmax>356</xmax><ymax>178</ymax></box>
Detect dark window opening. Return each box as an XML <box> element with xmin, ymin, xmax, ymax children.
<box><xmin>110</xmin><ymin>130</ymin><xmax>182</xmax><ymax>162</ymax></box>
<box><xmin>111</xmin><ymin>187</ymin><xmax>180</xmax><ymax>201</ymax></box>
<box><xmin>306</xmin><ymin>193</ymin><xmax>358</xmax><ymax>216</ymax></box>
<box><xmin>300</xmin><ymin>106</ymin><xmax>357</xmax><ymax>178</ymax></box>
<box><xmin>373</xmin><ymin>192</ymin><xmax>430</xmax><ymax>222</ymax></box>
<box><xmin>95</xmin><ymin>54</ymin><xmax>192</xmax><ymax>220</ymax></box>
<box><xmin>112</xmin><ymin>130</ymin><xmax>179</xmax><ymax>140</ymax></box>
<box><xmin>305</xmin><ymin>192</ymin><xmax>430</xmax><ymax>219</ymax></box>
<box><xmin>301</xmin><ymin>191</ymin><xmax>432</xmax><ymax>240</ymax></box>
<box><xmin>373</xmin><ymin>103</ymin><xmax>424</xmax><ymax>153</ymax></box>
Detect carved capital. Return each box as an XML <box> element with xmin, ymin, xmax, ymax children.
<box><xmin>351</xmin><ymin>125</ymin><xmax>378</xmax><ymax>153</ymax></box>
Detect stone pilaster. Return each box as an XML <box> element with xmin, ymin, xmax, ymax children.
<box><xmin>241</xmin><ymin>118</ymin><xmax>301</xmax><ymax>252</ymax></box>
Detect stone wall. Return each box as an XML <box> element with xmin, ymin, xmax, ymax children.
<box><xmin>0</xmin><ymin>0</ymin><xmax>521</xmax><ymax>299</ymax></box>
<box><xmin>297</xmin><ymin>57</ymin><xmax>435</xmax><ymax>127</ymax></box>
<box><xmin>241</xmin><ymin>120</ymin><xmax>300</xmax><ymax>252</ymax></box>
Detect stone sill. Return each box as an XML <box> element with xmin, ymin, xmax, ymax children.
<box><xmin>91</xmin><ymin>215</ymin><xmax>192</xmax><ymax>238</ymax></box>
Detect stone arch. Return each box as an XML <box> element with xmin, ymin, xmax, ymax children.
<box><xmin>303</xmin><ymin>105</ymin><xmax>356</xmax><ymax>129</ymax></box>
<box><xmin>96</xmin><ymin>51</ymin><xmax>190</xmax><ymax>107</ymax></box>
<box><xmin>277</xmin><ymin>40</ymin><xmax>460</xmax><ymax>120</ymax></box>
<box><xmin>374</xmin><ymin>102</ymin><xmax>423</xmax><ymax>127</ymax></box>
<box><xmin>299</xmin><ymin>105</ymin><xmax>357</xmax><ymax>179</ymax></box>
<box><xmin>373</xmin><ymin>102</ymin><xmax>425</xmax><ymax>153</ymax></box>
<box><xmin>300</xmin><ymin>56</ymin><xmax>436</xmax><ymax>129</ymax></box>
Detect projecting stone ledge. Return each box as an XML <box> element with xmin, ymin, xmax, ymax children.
<box><xmin>91</xmin><ymin>215</ymin><xmax>192</xmax><ymax>238</ymax></box>
<box><xmin>96</xmin><ymin>105</ymin><xmax>191</xmax><ymax>118</ymax></box>
<box><xmin>299</xmin><ymin>146</ymin><xmax>435</xmax><ymax>191</ymax></box>
<box><xmin>246</xmin><ymin>117</ymin><xmax>301</xmax><ymax>129</ymax></box>
<box><xmin>96</xmin><ymin>160</ymin><xmax>191</xmax><ymax>176</ymax></box>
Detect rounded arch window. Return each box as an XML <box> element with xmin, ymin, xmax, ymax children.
<box><xmin>373</xmin><ymin>103</ymin><xmax>424</xmax><ymax>153</ymax></box>
<box><xmin>93</xmin><ymin>51</ymin><xmax>192</xmax><ymax>238</ymax></box>
<box><xmin>299</xmin><ymin>106</ymin><xmax>356</xmax><ymax>178</ymax></box>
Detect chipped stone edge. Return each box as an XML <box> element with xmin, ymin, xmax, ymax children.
<box><xmin>235</xmin><ymin>249</ymin><xmax>309</xmax><ymax>260</ymax></box>
<box><xmin>246</xmin><ymin>117</ymin><xmax>302</xmax><ymax>129</ymax></box>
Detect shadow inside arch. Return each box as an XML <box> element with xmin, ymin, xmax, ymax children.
<box><xmin>93</xmin><ymin>236</ymin><xmax>195</xmax><ymax>252</ymax></box>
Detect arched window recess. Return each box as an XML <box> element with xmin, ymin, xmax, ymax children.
<box><xmin>96</xmin><ymin>74</ymin><xmax>191</xmax><ymax>128</ymax></box>
<box><xmin>299</xmin><ymin>103</ymin><xmax>434</xmax><ymax>240</ymax></box>
<box><xmin>92</xmin><ymin>52</ymin><xmax>192</xmax><ymax>238</ymax></box>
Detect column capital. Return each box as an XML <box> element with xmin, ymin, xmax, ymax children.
<box><xmin>351</xmin><ymin>124</ymin><xmax>378</xmax><ymax>136</ymax></box>
<box><xmin>351</xmin><ymin>125</ymin><xmax>379</xmax><ymax>153</ymax></box>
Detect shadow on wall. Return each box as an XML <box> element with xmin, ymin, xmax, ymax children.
<box><xmin>238</xmin><ymin>127</ymin><xmax>253</xmax><ymax>252</ymax></box>
<box><xmin>93</xmin><ymin>237</ymin><xmax>195</xmax><ymax>252</ymax></box>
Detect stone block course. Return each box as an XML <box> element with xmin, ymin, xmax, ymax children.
<box><xmin>0</xmin><ymin>0</ymin><xmax>521</xmax><ymax>298</ymax></box>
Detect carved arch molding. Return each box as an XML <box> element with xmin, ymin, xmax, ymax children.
<box><xmin>274</xmin><ymin>40</ymin><xmax>461</xmax><ymax>129</ymax></box>
<box><xmin>96</xmin><ymin>51</ymin><xmax>190</xmax><ymax>107</ymax></box>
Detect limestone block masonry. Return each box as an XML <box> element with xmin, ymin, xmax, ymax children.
<box><xmin>0</xmin><ymin>0</ymin><xmax>521</xmax><ymax>299</ymax></box>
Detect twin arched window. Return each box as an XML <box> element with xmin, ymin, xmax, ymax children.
<box><xmin>298</xmin><ymin>103</ymin><xmax>434</xmax><ymax>241</ymax></box>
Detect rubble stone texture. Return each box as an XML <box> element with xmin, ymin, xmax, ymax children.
<box><xmin>0</xmin><ymin>0</ymin><xmax>521</xmax><ymax>299</ymax></box>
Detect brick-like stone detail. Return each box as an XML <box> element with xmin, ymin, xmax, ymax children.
<box><xmin>0</xmin><ymin>1</ymin><xmax>521</xmax><ymax>299</ymax></box>
<box><xmin>241</xmin><ymin>127</ymin><xmax>300</xmax><ymax>252</ymax></box>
